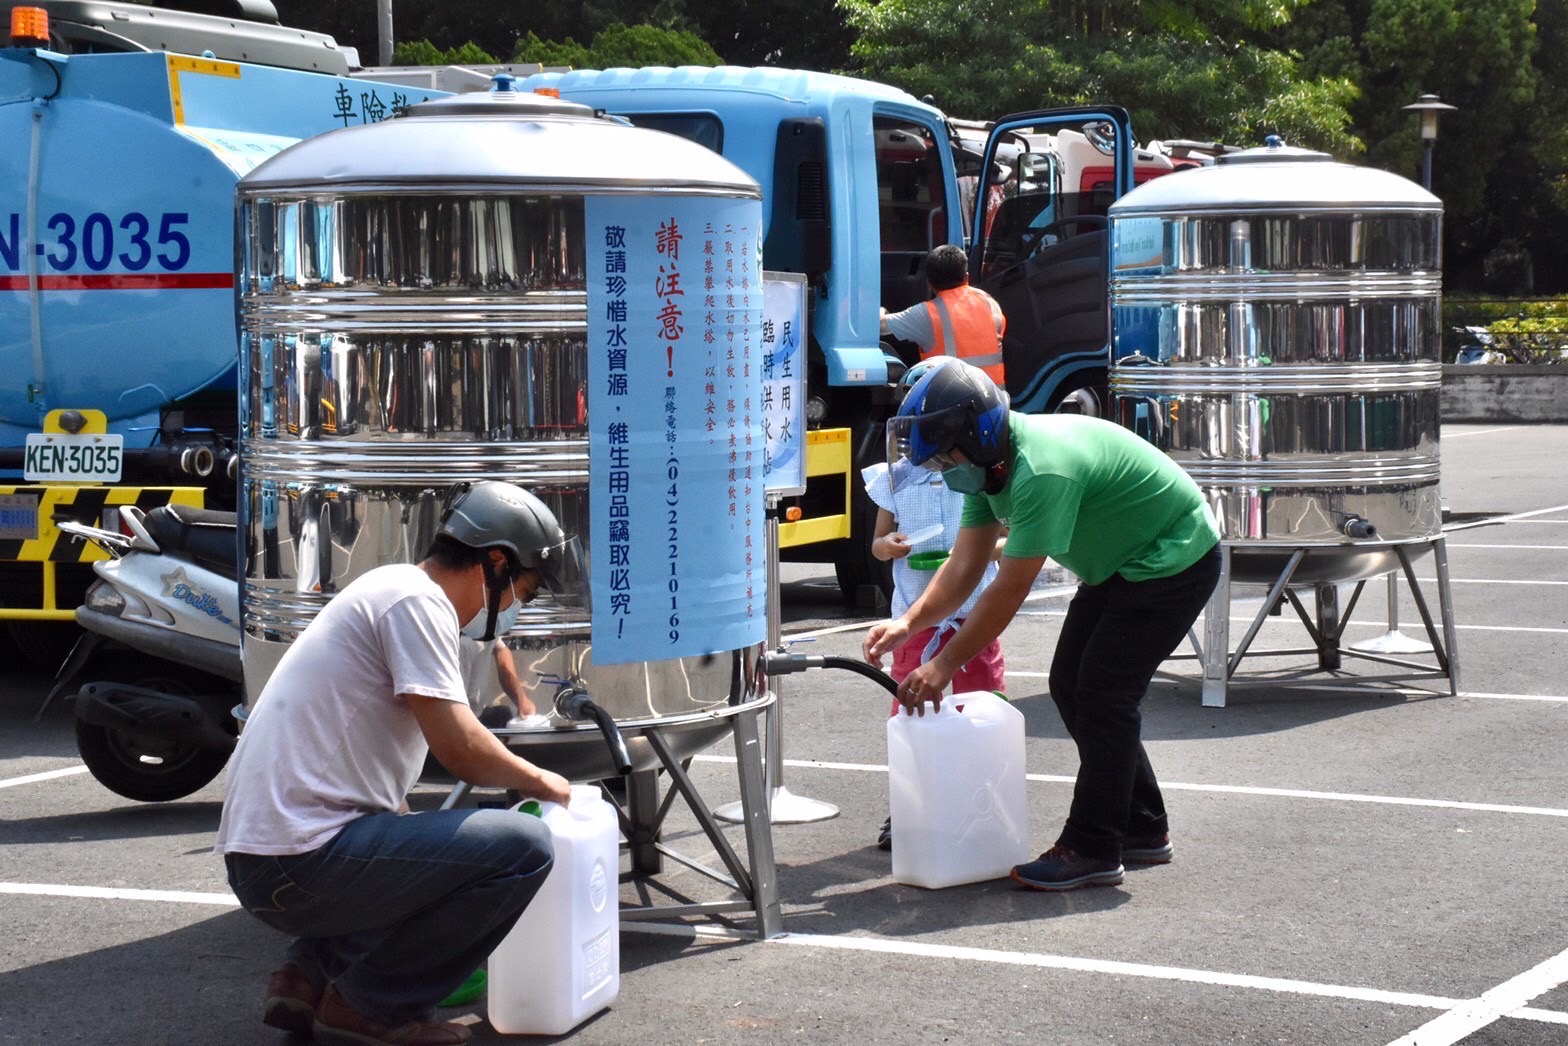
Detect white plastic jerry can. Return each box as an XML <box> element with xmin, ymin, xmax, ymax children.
<box><xmin>488</xmin><ymin>784</ymin><xmax>621</xmax><ymax>1034</ymax></box>
<box><xmin>887</xmin><ymin>690</ymin><xmax>1031</xmax><ymax>889</ymax></box>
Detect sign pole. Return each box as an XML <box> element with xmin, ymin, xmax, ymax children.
<box><xmin>715</xmin><ymin>273</ymin><xmax>837</xmax><ymax>825</ymax></box>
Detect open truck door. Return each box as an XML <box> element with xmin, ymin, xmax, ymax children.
<box><xmin>966</xmin><ymin>108</ymin><xmax>1135</xmax><ymax>416</ymax></box>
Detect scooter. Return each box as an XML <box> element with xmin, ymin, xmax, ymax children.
<box><xmin>1453</xmin><ymin>324</ymin><xmax>1503</xmax><ymax>365</ymax></box>
<box><xmin>44</xmin><ymin>504</ymin><xmax>244</xmax><ymax>802</ymax></box>
<box><xmin>43</xmin><ymin>502</ymin><xmax>633</xmax><ymax>802</ymax></box>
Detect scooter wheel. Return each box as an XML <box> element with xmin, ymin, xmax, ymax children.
<box><xmin>74</xmin><ymin>718</ymin><xmax>229</xmax><ymax>803</ymax></box>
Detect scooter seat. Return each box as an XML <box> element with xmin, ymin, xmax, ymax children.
<box><xmin>143</xmin><ymin>504</ymin><xmax>239</xmax><ymax>580</ymax></box>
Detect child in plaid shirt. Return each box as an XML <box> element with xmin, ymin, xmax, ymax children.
<box><xmin>862</xmin><ymin>463</ymin><xmax>1007</xmax><ymax>701</ymax></box>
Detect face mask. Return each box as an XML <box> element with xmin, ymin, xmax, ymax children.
<box><xmin>490</xmin><ymin>596</ymin><xmax>522</xmax><ymax>639</ymax></box>
<box><xmin>942</xmin><ymin>462</ymin><xmax>990</xmax><ymax>495</ymax></box>
<box><xmin>459</xmin><ymin>578</ymin><xmax>521</xmax><ymax>641</ymax></box>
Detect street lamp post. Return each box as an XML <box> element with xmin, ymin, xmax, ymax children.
<box><xmin>1402</xmin><ymin>93</ymin><xmax>1457</xmax><ymax>192</ymax></box>
<box><xmin>1351</xmin><ymin>92</ymin><xmax>1460</xmax><ymax>659</ymax></box>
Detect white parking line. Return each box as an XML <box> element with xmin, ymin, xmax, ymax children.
<box><xmin>1445</xmin><ymin>578</ymin><xmax>1568</xmax><ymax>585</ymax></box>
<box><xmin>1384</xmin><ymin>944</ymin><xmax>1568</xmax><ymax>1045</ymax></box>
<box><xmin>693</xmin><ymin>756</ymin><xmax>1568</xmax><ymax>819</ymax></box>
<box><xmin>0</xmin><ymin>882</ymin><xmax>238</xmax><ymax>906</ymax></box>
<box><xmin>1012</xmin><ymin>674</ymin><xmax>1568</xmax><ymax>703</ymax></box>
<box><xmin>1441</xmin><ymin>427</ymin><xmax>1517</xmax><ymax>438</ymax></box>
<box><xmin>5</xmin><ymin>880</ymin><xmax>1561</xmax><ymax>1031</ymax></box>
<box><xmin>1444</xmin><ymin>543</ymin><xmax>1568</xmax><ymax>550</ymax></box>
<box><xmin>0</xmin><ymin>765</ymin><xmax>88</xmax><ymax>789</ymax></box>
<box><xmin>1445</xmin><ymin>504</ymin><xmax>1568</xmax><ymax>532</ymax></box>
<box><xmin>625</xmin><ymin>921</ymin><xmax>1568</xmax><ymax>1029</ymax></box>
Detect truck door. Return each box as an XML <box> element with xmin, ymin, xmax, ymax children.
<box><xmin>968</xmin><ymin>108</ymin><xmax>1134</xmax><ymax>415</ymax></box>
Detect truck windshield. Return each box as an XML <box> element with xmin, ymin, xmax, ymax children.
<box><xmin>874</xmin><ymin>117</ymin><xmax>946</xmax><ymax>255</ymax></box>
<box><xmin>616</xmin><ymin>113</ymin><xmax>724</xmax><ymax>154</ymax></box>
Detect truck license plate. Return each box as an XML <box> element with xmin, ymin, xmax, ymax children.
<box><xmin>0</xmin><ymin>493</ymin><xmax>39</xmax><ymax>540</ymax></box>
<box><xmin>24</xmin><ymin>432</ymin><xmax>124</xmax><ymax>483</ymax></box>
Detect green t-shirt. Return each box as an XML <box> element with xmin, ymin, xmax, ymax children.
<box><xmin>960</xmin><ymin>413</ymin><xmax>1220</xmax><ymax>585</ymax></box>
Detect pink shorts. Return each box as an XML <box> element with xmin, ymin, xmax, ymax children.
<box><xmin>888</xmin><ymin>621</ymin><xmax>1006</xmax><ymax>715</ymax></box>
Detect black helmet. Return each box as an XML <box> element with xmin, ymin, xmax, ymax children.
<box><xmin>437</xmin><ymin>482</ymin><xmax>581</xmax><ymax>599</ymax></box>
<box><xmin>886</xmin><ymin>358</ymin><xmax>1010</xmax><ymax>471</ymax></box>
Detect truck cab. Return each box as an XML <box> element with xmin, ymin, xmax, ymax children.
<box><xmin>526</xmin><ymin>69</ymin><xmax>1167</xmax><ymax>601</ymax></box>
<box><xmin>524</xmin><ymin>66</ymin><xmax>969</xmax><ymax>601</ymax></box>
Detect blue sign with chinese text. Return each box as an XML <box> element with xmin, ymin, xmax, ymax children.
<box><xmin>586</xmin><ymin>196</ymin><xmax>766</xmax><ymax>664</ymax></box>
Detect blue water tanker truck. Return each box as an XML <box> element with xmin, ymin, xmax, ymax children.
<box><xmin>0</xmin><ymin>0</ymin><xmax>465</xmax><ymax>663</ymax></box>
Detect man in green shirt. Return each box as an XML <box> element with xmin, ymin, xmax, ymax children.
<box><xmin>865</xmin><ymin>360</ymin><xmax>1221</xmax><ymax>891</ymax></box>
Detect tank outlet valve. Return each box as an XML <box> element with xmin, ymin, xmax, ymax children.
<box><xmin>179</xmin><ymin>445</ymin><xmax>216</xmax><ymax>477</ymax></box>
<box><xmin>762</xmin><ymin>651</ymin><xmax>827</xmax><ymax>676</ymax></box>
<box><xmin>554</xmin><ymin>685</ymin><xmax>633</xmax><ymax>776</ymax></box>
<box><xmin>1341</xmin><ymin>516</ymin><xmax>1378</xmax><ymax>539</ymax></box>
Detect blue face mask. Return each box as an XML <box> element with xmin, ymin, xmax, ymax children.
<box><xmin>942</xmin><ymin>462</ymin><xmax>990</xmax><ymax>495</ymax></box>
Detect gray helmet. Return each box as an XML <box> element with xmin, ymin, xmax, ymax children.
<box><xmin>437</xmin><ymin>482</ymin><xmax>579</xmax><ymax>597</ymax></box>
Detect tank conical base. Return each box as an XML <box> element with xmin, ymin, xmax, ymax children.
<box><xmin>1349</xmin><ymin>629</ymin><xmax>1434</xmax><ymax>655</ymax></box>
<box><xmin>714</xmin><ymin>786</ymin><xmax>839</xmax><ymax>825</ymax></box>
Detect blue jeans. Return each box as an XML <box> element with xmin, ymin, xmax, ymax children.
<box><xmin>1049</xmin><ymin>544</ymin><xmax>1221</xmax><ymax>861</ymax></box>
<box><xmin>226</xmin><ymin>808</ymin><xmax>553</xmax><ymax>1025</ymax></box>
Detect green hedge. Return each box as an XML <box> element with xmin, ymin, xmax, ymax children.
<box><xmin>1443</xmin><ymin>297</ymin><xmax>1568</xmax><ymax>365</ymax></box>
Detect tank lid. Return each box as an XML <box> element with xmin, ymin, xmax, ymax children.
<box><xmin>1215</xmin><ymin>135</ymin><xmax>1333</xmax><ymax>166</ymax></box>
<box><xmin>238</xmin><ymin>77</ymin><xmax>759</xmax><ymax>196</ymax></box>
<box><xmin>402</xmin><ymin>75</ymin><xmax>598</xmax><ymax>119</ymax></box>
<box><xmin>1109</xmin><ymin>136</ymin><xmax>1440</xmax><ymax>214</ymax></box>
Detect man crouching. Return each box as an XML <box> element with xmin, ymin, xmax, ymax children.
<box><xmin>216</xmin><ymin>482</ymin><xmax>577</xmax><ymax>1046</ymax></box>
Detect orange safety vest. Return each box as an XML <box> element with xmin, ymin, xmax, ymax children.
<box><xmin>923</xmin><ymin>284</ymin><xmax>1006</xmax><ymax>385</ymax></box>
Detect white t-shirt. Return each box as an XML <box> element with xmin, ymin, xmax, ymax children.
<box><xmin>214</xmin><ymin>564</ymin><xmax>468</xmax><ymax>856</ymax></box>
<box><xmin>458</xmin><ymin>638</ymin><xmax>502</xmax><ymax>714</ymax></box>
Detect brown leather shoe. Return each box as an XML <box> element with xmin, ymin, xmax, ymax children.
<box><xmin>263</xmin><ymin>962</ymin><xmax>323</xmax><ymax>1035</ymax></box>
<box><xmin>313</xmin><ymin>984</ymin><xmax>472</xmax><ymax>1046</ymax></box>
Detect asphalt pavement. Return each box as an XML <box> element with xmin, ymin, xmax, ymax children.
<box><xmin>3</xmin><ymin>421</ymin><xmax>1567</xmax><ymax>1045</ymax></box>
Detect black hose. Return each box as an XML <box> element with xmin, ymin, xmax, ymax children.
<box><xmin>579</xmin><ymin>700</ymin><xmax>634</xmax><ymax>776</ymax></box>
<box><xmin>763</xmin><ymin>650</ymin><xmax>899</xmax><ymax>696</ymax></box>
<box><xmin>818</xmin><ymin>655</ymin><xmax>899</xmax><ymax>695</ymax></box>
<box><xmin>555</xmin><ymin>688</ymin><xmax>633</xmax><ymax>776</ymax></box>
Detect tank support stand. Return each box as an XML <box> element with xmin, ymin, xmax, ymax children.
<box><xmin>614</xmin><ymin>704</ymin><xmax>783</xmax><ymax>939</ymax></box>
<box><xmin>1189</xmin><ymin>538</ymin><xmax>1460</xmax><ymax>707</ymax></box>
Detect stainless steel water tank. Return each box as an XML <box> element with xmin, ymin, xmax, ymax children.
<box><xmin>1108</xmin><ymin>140</ymin><xmax>1442</xmax><ymax>582</ymax></box>
<box><xmin>235</xmin><ymin>87</ymin><xmax>766</xmax><ymax>776</ymax></box>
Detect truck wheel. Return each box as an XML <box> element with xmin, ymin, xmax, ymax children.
<box><xmin>73</xmin><ymin>665</ymin><xmax>235</xmax><ymax>802</ymax></box>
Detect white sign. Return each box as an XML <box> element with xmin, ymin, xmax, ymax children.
<box><xmin>762</xmin><ymin>271</ymin><xmax>807</xmax><ymax>496</ymax></box>
<box><xmin>24</xmin><ymin>432</ymin><xmax>124</xmax><ymax>483</ymax></box>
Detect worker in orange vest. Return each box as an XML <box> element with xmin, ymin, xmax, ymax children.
<box><xmin>880</xmin><ymin>245</ymin><xmax>1007</xmax><ymax>386</ymax></box>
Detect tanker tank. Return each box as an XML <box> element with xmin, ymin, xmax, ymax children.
<box><xmin>0</xmin><ymin>3</ymin><xmax>450</xmax><ymax>656</ymax></box>
<box><xmin>235</xmin><ymin>84</ymin><xmax>771</xmax><ymax>781</ymax></box>
<box><xmin>0</xmin><ymin>22</ymin><xmax>446</xmax><ymax>452</ymax></box>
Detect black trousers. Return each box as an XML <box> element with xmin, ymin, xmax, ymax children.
<box><xmin>1049</xmin><ymin>544</ymin><xmax>1221</xmax><ymax>861</ymax></box>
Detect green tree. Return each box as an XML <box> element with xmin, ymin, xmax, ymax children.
<box><xmin>842</xmin><ymin>0</ymin><xmax>1358</xmax><ymax>152</ymax></box>
<box><xmin>514</xmin><ymin>23</ymin><xmax>721</xmax><ymax>67</ymax></box>
<box><xmin>1274</xmin><ymin>0</ymin><xmax>1559</xmax><ymax>291</ymax></box>
<box><xmin>390</xmin><ymin>40</ymin><xmax>500</xmax><ymax>65</ymax></box>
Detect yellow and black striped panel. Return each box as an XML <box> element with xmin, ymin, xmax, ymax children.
<box><xmin>0</xmin><ymin>486</ymin><xmax>205</xmax><ymax>563</ymax></box>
